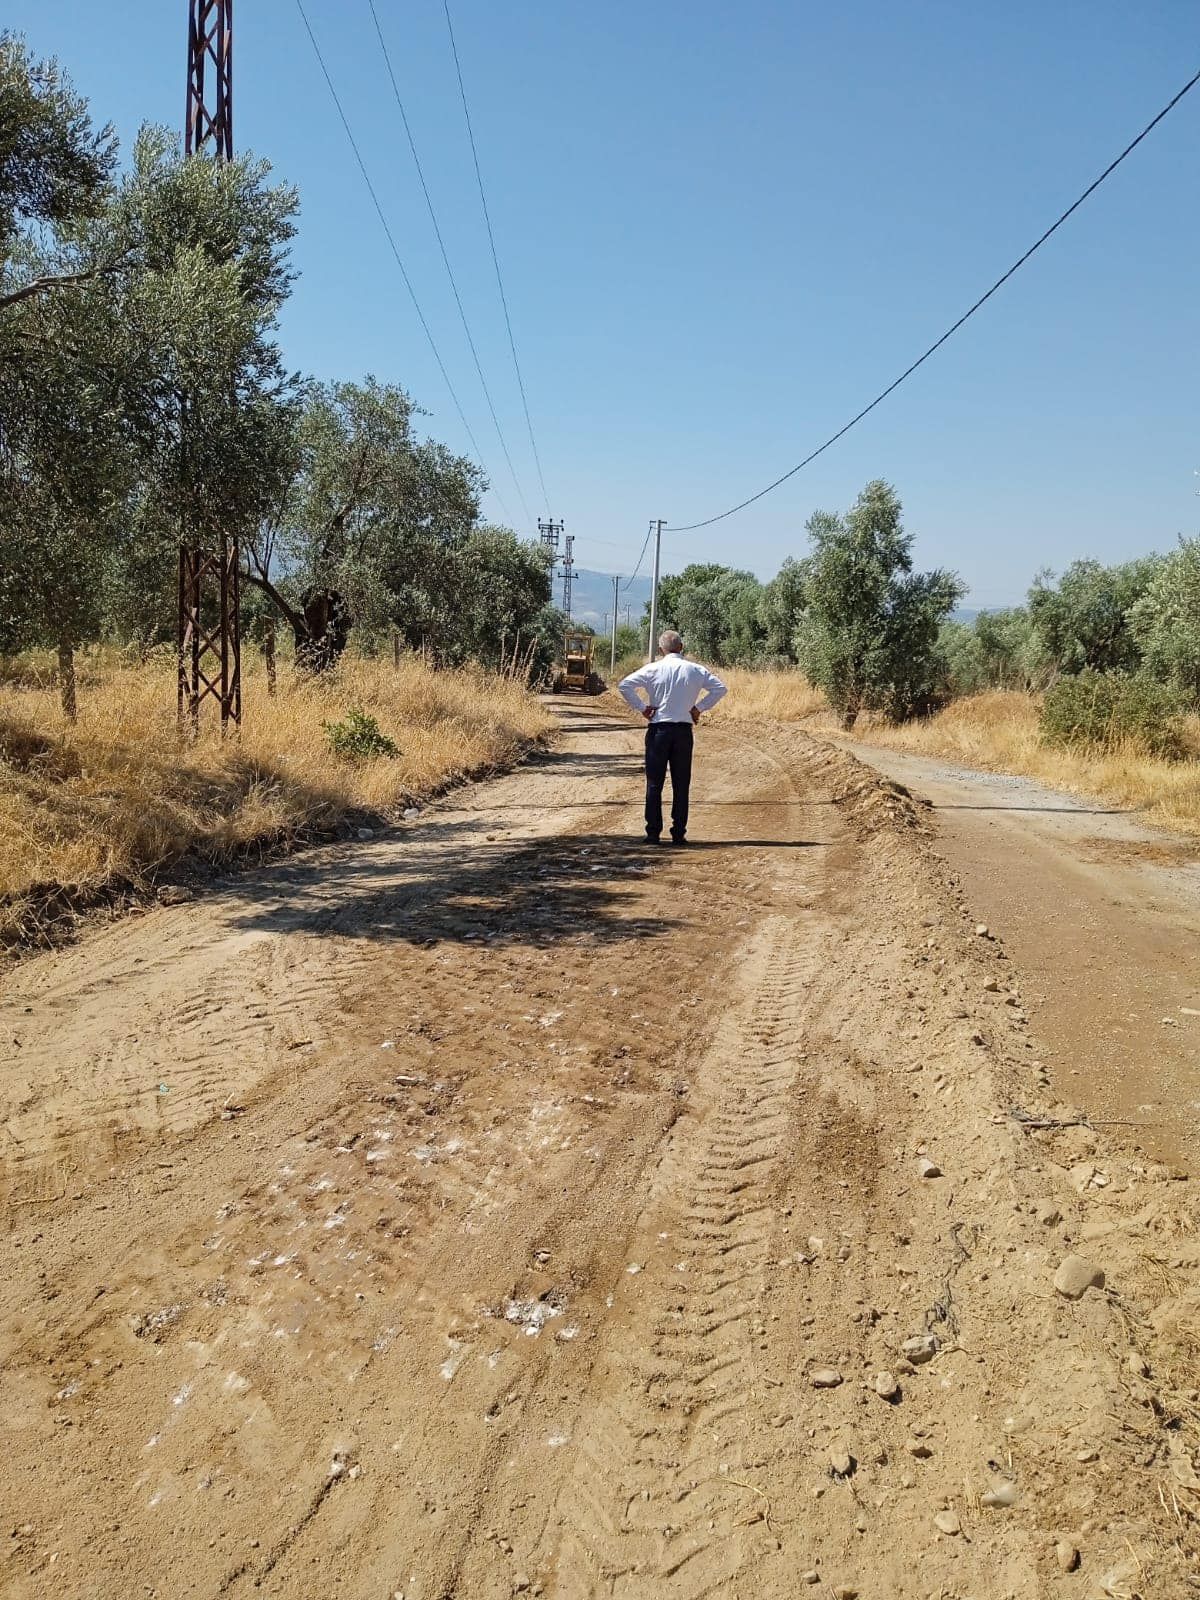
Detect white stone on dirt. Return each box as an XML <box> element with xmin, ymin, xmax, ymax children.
<box><xmin>1054</xmin><ymin>1255</ymin><xmax>1105</xmax><ymax>1299</ymax></box>
<box><xmin>873</xmin><ymin>1371</ymin><xmax>900</xmax><ymax>1400</ymax></box>
<box><xmin>1035</xmin><ymin>1201</ymin><xmax>1062</xmax><ymax>1226</ymax></box>
<box><xmin>975</xmin><ymin>924</ymin><xmax>990</xmax><ymax>938</ymax></box>
<box><xmin>918</xmin><ymin>1157</ymin><xmax>942</xmax><ymax>1179</ymax></box>
<box><xmin>934</xmin><ymin>1509</ymin><xmax>961</xmax><ymax>1536</ymax></box>
<box><xmin>810</xmin><ymin>1367</ymin><xmax>843</xmax><ymax>1388</ymax></box>
<box><xmin>801</xmin><ymin>1571</ymin><xmax>820</xmax><ymax>1585</ymax></box>
<box><xmin>1056</xmin><ymin>1540</ymin><xmax>1080</xmax><ymax>1573</ymax></box>
<box><xmin>833</xmin><ymin>1587</ymin><xmax>859</xmax><ymax>1600</ymax></box>
<box><xmin>1126</xmin><ymin>1351</ymin><xmax>1150</xmax><ymax>1378</ymax></box>
<box><xmin>902</xmin><ymin>1333</ymin><xmax>938</xmax><ymax>1364</ymax></box>
<box><xmin>829</xmin><ymin>1445</ymin><xmax>853</xmax><ymax>1476</ymax></box>
<box><xmin>906</xmin><ymin>1438</ymin><xmax>933</xmax><ymax>1459</ymax></box>
<box><xmin>981</xmin><ymin>1480</ymin><xmax>1020</xmax><ymax>1508</ymax></box>
<box><xmin>982</xmin><ymin>979</ymin><xmax>1001</xmax><ymax>993</ymax></box>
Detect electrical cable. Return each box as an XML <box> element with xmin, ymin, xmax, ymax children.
<box><xmin>293</xmin><ymin>0</ymin><xmax>510</xmax><ymax>520</ymax></box>
<box><xmin>443</xmin><ymin>0</ymin><xmax>553</xmax><ymax>517</ymax></box>
<box><xmin>367</xmin><ymin>0</ymin><xmax>532</xmax><ymax>524</ymax></box>
<box><xmin>621</xmin><ymin>523</ymin><xmax>654</xmax><ymax>592</ymax></box>
<box><xmin>670</xmin><ymin>65</ymin><xmax>1200</xmax><ymax>533</ymax></box>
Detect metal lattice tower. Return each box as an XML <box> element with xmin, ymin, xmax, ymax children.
<box><xmin>561</xmin><ymin>533</ymin><xmax>575</xmax><ymax>619</ymax></box>
<box><xmin>179</xmin><ymin>0</ymin><xmax>240</xmax><ymax>731</ymax></box>
<box><xmin>537</xmin><ymin>517</ymin><xmax>562</xmax><ymax>558</ymax></box>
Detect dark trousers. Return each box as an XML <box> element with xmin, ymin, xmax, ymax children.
<box><xmin>644</xmin><ymin>722</ymin><xmax>694</xmax><ymax>840</ymax></box>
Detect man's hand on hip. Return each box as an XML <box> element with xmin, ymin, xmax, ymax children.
<box><xmin>642</xmin><ymin>706</ymin><xmax>656</xmax><ymax>722</ymax></box>
<box><xmin>690</xmin><ymin>706</ymin><xmax>701</xmax><ymax>725</ymax></box>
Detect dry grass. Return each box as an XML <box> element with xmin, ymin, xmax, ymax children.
<box><xmin>704</xmin><ymin>666</ymin><xmax>1200</xmax><ymax>837</ymax></box>
<box><xmin>0</xmin><ymin>650</ymin><xmax>553</xmax><ymax>945</ymax></box>
<box><xmin>854</xmin><ymin>689</ymin><xmax>1200</xmax><ymax>835</ymax></box>
<box><xmin>708</xmin><ymin>667</ymin><xmax>827</xmax><ymax>723</ymax></box>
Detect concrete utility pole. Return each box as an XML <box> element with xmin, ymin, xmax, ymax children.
<box><xmin>561</xmin><ymin>532</ymin><xmax>575</xmax><ymax>618</ymax></box>
<box><xmin>179</xmin><ymin>0</ymin><xmax>240</xmax><ymax>733</ymax></box>
<box><xmin>646</xmin><ymin>519</ymin><xmax>664</xmax><ymax>662</ymax></box>
<box><xmin>610</xmin><ymin>573</ymin><xmax>619</xmax><ymax>674</ymax></box>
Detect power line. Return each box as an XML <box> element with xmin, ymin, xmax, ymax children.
<box><xmin>671</xmin><ymin>65</ymin><xmax>1200</xmax><ymax>534</ymax></box>
<box><xmin>293</xmin><ymin>0</ymin><xmax>510</xmax><ymax>520</ymax></box>
<box><xmin>622</xmin><ymin>523</ymin><xmax>654</xmax><ymax>591</ymax></box>
<box><xmin>443</xmin><ymin>0</ymin><xmax>552</xmax><ymax>516</ymax></box>
<box><xmin>367</xmin><ymin>0</ymin><xmax>532</xmax><ymax>524</ymax></box>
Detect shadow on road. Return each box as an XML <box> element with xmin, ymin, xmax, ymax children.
<box><xmin>221</xmin><ymin>826</ymin><xmax>674</xmax><ymax>949</ymax></box>
<box><xmin>218</xmin><ymin>815</ymin><xmax>826</xmax><ymax>951</ymax></box>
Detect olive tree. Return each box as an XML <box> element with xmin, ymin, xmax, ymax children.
<box><xmin>793</xmin><ymin>480</ymin><xmax>963</xmax><ymax>728</ymax></box>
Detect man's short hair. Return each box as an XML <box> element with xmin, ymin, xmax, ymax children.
<box><xmin>659</xmin><ymin>630</ymin><xmax>684</xmax><ymax>654</ymax></box>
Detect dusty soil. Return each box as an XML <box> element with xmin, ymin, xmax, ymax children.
<box><xmin>2</xmin><ymin>701</ymin><xmax>1199</xmax><ymax>1599</ymax></box>
<box><xmin>842</xmin><ymin>742</ymin><xmax>1200</xmax><ymax>1174</ymax></box>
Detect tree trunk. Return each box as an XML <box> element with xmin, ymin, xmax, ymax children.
<box><xmin>58</xmin><ymin>640</ymin><xmax>77</xmax><ymax>722</ymax></box>
<box><xmin>291</xmin><ymin>589</ymin><xmax>350</xmax><ymax>673</ymax></box>
<box><xmin>839</xmin><ymin>702</ymin><xmax>859</xmax><ymax>732</ymax></box>
<box><xmin>264</xmin><ymin>618</ymin><xmax>277</xmax><ymax>696</ymax></box>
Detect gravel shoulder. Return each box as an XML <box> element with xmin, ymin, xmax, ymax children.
<box><xmin>1</xmin><ymin>703</ymin><xmax>1198</xmax><ymax>1598</ymax></box>
<box><xmin>841</xmin><ymin>739</ymin><xmax>1200</xmax><ymax>1172</ymax></box>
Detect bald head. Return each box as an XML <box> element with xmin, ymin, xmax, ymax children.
<box><xmin>658</xmin><ymin>630</ymin><xmax>684</xmax><ymax>655</ymax></box>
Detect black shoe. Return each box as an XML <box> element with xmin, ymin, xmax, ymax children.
<box><xmin>669</xmin><ymin>835</ymin><xmax>689</xmax><ymax>847</ymax></box>
<box><xmin>645</xmin><ymin>833</ymin><xmax>661</xmax><ymax>845</ymax></box>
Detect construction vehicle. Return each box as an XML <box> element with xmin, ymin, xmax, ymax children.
<box><xmin>553</xmin><ymin>631</ymin><xmax>605</xmax><ymax>695</ymax></box>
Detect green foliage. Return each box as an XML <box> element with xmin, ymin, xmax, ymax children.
<box><xmin>937</xmin><ymin>620</ymin><xmax>986</xmax><ymax>696</ymax></box>
<box><xmin>1129</xmin><ymin>538</ymin><xmax>1200</xmax><ymax>703</ymax></box>
<box><xmin>596</xmin><ymin>623</ymin><xmax>643</xmax><ymax>664</ymax></box>
<box><xmin>648</xmin><ymin>563</ymin><xmax>766</xmax><ymax>665</ymax></box>
<box><xmin>0</xmin><ymin>31</ymin><xmax>116</xmax><ymax>251</ymax></box>
<box><xmin>973</xmin><ymin>607</ymin><xmax>1042</xmax><ymax>689</ymax></box>
<box><xmin>793</xmin><ymin>480</ymin><xmax>963</xmax><ymax>728</ymax></box>
<box><xmin>1027</xmin><ymin>558</ymin><xmax>1161</xmax><ymax>679</ymax></box>
<box><xmin>757</xmin><ymin>557</ymin><xmax>806</xmax><ymax>661</ymax></box>
<box><xmin>1039</xmin><ymin>670</ymin><xmax>1187</xmax><ymax>759</ymax></box>
<box><xmin>323</xmin><ymin>707</ymin><xmax>399</xmax><ymax>761</ymax></box>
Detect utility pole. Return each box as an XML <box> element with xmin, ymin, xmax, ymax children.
<box><xmin>179</xmin><ymin>0</ymin><xmax>239</xmax><ymax>733</ymax></box>
<box><xmin>561</xmin><ymin>532</ymin><xmax>575</xmax><ymax>619</ymax></box>
<box><xmin>646</xmin><ymin>519</ymin><xmax>664</xmax><ymax>662</ymax></box>
<box><xmin>610</xmin><ymin>573</ymin><xmax>619</xmax><ymax>674</ymax></box>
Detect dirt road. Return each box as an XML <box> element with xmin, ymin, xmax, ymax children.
<box><xmin>2</xmin><ymin>702</ymin><xmax>1198</xmax><ymax>1598</ymax></box>
<box><xmin>842</xmin><ymin>742</ymin><xmax>1200</xmax><ymax>1173</ymax></box>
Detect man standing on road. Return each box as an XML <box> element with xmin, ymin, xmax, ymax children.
<box><xmin>618</xmin><ymin>631</ymin><xmax>727</xmax><ymax>846</ymax></box>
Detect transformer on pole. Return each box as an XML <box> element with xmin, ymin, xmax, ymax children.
<box><xmin>179</xmin><ymin>0</ymin><xmax>240</xmax><ymax>732</ymax></box>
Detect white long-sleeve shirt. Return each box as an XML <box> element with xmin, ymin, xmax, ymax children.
<box><xmin>619</xmin><ymin>653</ymin><xmax>728</xmax><ymax>724</ymax></box>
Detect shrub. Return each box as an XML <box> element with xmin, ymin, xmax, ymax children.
<box><xmin>323</xmin><ymin>707</ymin><xmax>399</xmax><ymax>760</ymax></box>
<box><xmin>1040</xmin><ymin>671</ymin><xmax>1188</xmax><ymax>759</ymax></box>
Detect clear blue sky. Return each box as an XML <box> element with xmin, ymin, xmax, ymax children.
<box><xmin>8</xmin><ymin>1</ymin><xmax>1199</xmax><ymax>606</ymax></box>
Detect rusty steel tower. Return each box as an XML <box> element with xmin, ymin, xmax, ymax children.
<box><xmin>178</xmin><ymin>0</ymin><xmax>240</xmax><ymax>731</ymax></box>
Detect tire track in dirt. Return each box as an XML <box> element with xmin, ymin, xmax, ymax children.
<box><xmin>547</xmin><ymin>920</ymin><xmax>819</xmax><ymax>1598</ymax></box>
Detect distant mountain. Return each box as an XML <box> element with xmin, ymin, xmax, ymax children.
<box><xmin>558</xmin><ymin>567</ymin><xmax>652</xmax><ymax>632</ymax></box>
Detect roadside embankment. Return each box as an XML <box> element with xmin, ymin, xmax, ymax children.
<box><xmin>711</xmin><ymin>671</ymin><xmax>1200</xmax><ymax>836</ymax></box>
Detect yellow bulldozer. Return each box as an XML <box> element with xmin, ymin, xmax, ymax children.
<box><xmin>552</xmin><ymin>631</ymin><xmax>605</xmax><ymax>695</ymax></box>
